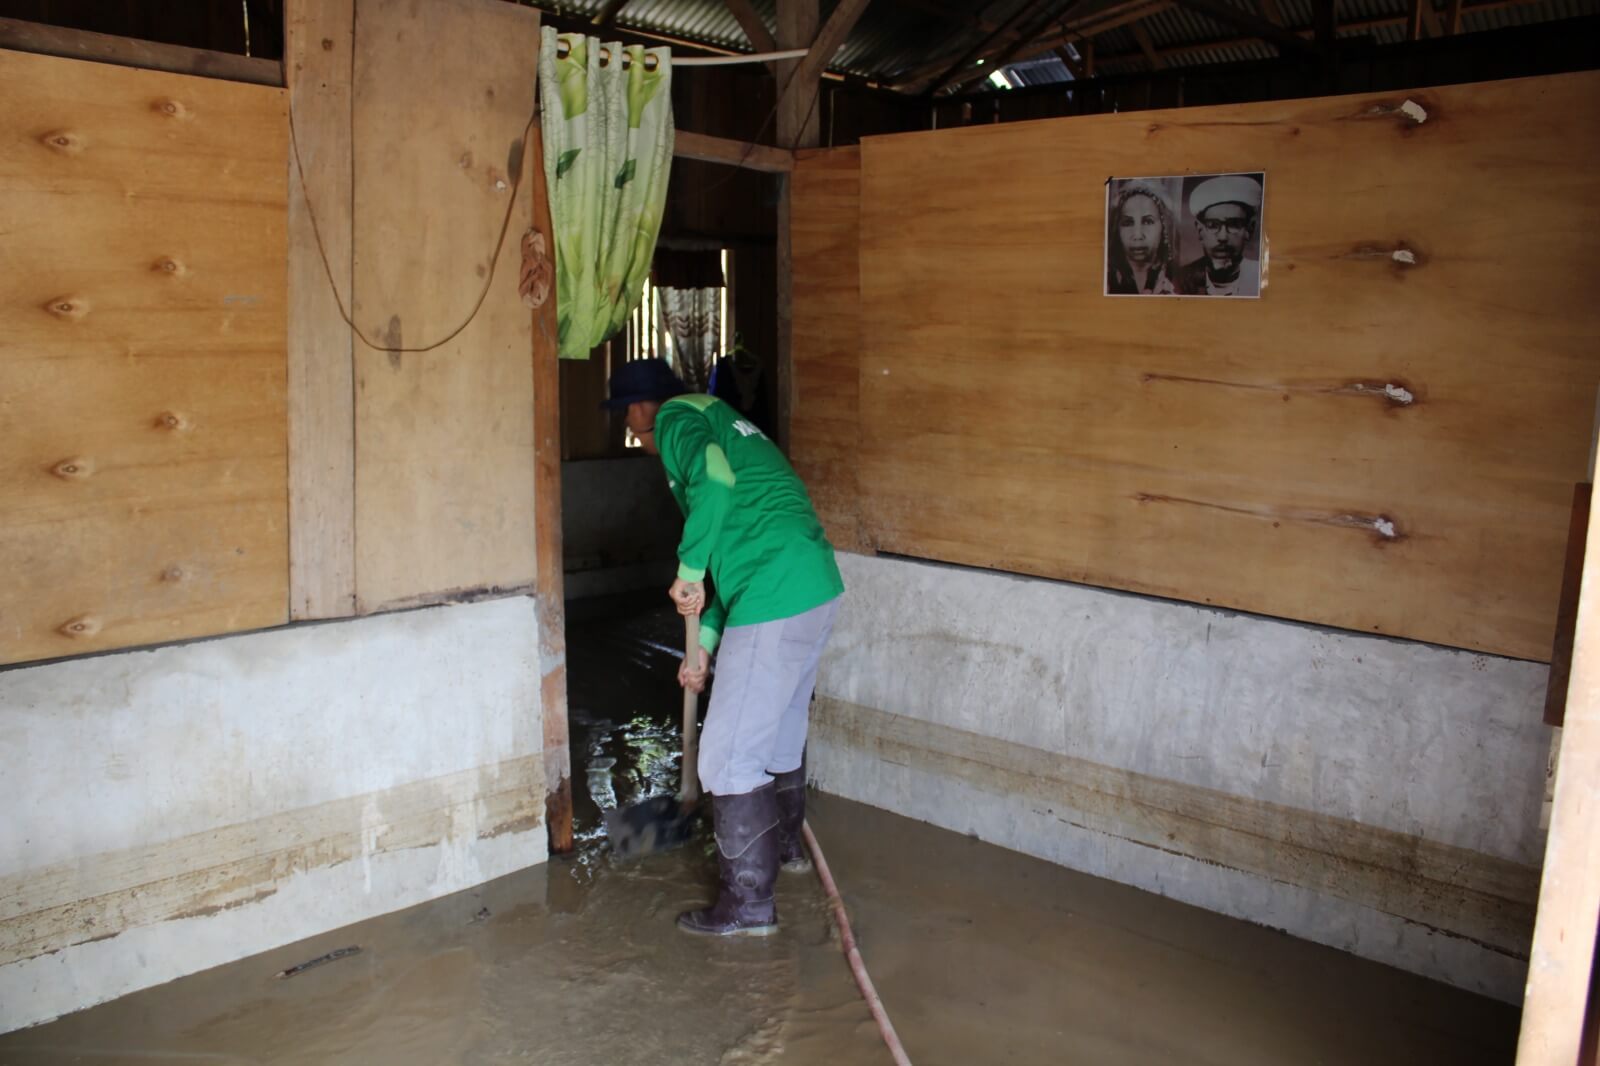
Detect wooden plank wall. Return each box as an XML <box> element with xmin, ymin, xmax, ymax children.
<box><xmin>790</xmin><ymin>146</ymin><xmax>865</xmax><ymax>554</ymax></box>
<box><xmin>805</xmin><ymin>72</ymin><xmax>1600</xmax><ymax>662</ymax></box>
<box><xmin>349</xmin><ymin>0</ymin><xmax>538</xmax><ymax>612</ymax></box>
<box><xmin>0</xmin><ymin>49</ymin><xmax>288</xmax><ymax>665</ymax></box>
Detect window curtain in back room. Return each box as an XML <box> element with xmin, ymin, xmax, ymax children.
<box><xmin>538</xmin><ymin>26</ymin><xmax>673</xmax><ymax>360</ymax></box>
<box><xmin>653</xmin><ymin>248</ymin><xmax>724</xmax><ymax>392</ymax></box>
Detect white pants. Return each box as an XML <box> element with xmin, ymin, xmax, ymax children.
<box><xmin>697</xmin><ymin>597</ymin><xmax>841</xmax><ymax>796</ymax></box>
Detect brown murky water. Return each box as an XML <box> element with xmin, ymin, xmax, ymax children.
<box><xmin>0</xmin><ymin>597</ymin><xmax>1520</xmax><ymax>1065</ymax></box>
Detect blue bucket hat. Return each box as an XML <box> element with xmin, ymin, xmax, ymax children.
<box><xmin>600</xmin><ymin>357</ymin><xmax>687</xmax><ymax>410</ymax></box>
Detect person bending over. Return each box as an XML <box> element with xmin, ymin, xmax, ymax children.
<box><xmin>603</xmin><ymin>357</ymin><xmax>844</xmax><ymax>937</ymax></box>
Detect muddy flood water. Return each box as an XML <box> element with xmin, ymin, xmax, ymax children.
<box><xmin>0</xmin><ymin>596</ymin><xmax>1521</xmax><ymax>1065</ymax></box>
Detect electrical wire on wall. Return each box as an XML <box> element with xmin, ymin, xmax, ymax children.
<box><xmin>285</xmin><ymin>15</ymin><xmax>539</xmax><ymax>355</ymax></box>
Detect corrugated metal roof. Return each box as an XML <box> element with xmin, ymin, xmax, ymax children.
<box><xmin>526</xmin><ymin>0</ymin><xmax>1037</xmax><ymax>82</ymax></box>
<box><xmin>524</xmin><ymin>0</ymin><xmax>1599</xmax><ymax>86</ymax></box>
<box><xmin>1007</xmin><ymin>52</ymin><xmax>1075</xmax><ymax>85</ymax></box>
<box><xmin>1028</xmin><ymin>0</ymin><xmax>1599</xmax><ymax>79</ymax></box>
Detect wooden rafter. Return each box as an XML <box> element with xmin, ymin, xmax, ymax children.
<box><xmin>1443</xmin><ymin>0</ymin><xmax>1464</xmax><ymax>32</ymax></box>
<box><xmin>1131</xmin><ymin>18</ymin><xmax>1165</xmax><ymax>68</ymax></box>
<box><xmin>1258</xmin><ymin>0</ymin><xmax>1286</xmax><ymax>24</ymax></box>
<box><xmin>723</xmin><ymin>0</ymin><xmax>777</xmax><ymax>53</ymax></box>
<box><xmin>910</xmin><ymin>0</ymin><xmax>1047</xmax><ymax>94</ymax></box>
<box><xmin>592</xmin><ymin>0</ymin><xmax>632</xmax><ymax>27</ymax></box>
<box><xmin>1080</xmin><ymin>0</ymin><xmax>1534</xmax><ymax>69</ymax></box>
<box><xmin>967</xmin><ymin>0</ymin><xmax>1171</xmax><ymax>73</ymax></box>
<box><xmin>1054</xmin><ymin>43</ymin><xmax>1085</xmax><ymax>77</ymax></box>
<box><xmin>1406</xmin><ymin>0</ymin><xmax>1426</xmax><ymax>39</ymax></box>
<box><xmin>786</xmin><ymin>0</ymin><xmax>874</xmax><ymax>91</ymax></box>
<box><xmin>1170</xmin><ymin>0</ymin><xmax>1320</xmax><ymax>56</ymax></box>
<box><xmin>896</xmin><ymin>0</ymin><xmax>1166</xmax><ymax>91</ymax></box>
<box><xmin>938</xmin><ymin>0</ymin><xmax>1088</xmax><ymax>94</ymax></box>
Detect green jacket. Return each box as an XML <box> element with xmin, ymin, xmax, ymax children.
<box><xmin>657</xmin><ymin>394</ymin><xmax>843</xmax><ymax>653</ymax></box>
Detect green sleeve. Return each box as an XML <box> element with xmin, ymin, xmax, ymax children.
<box><xmin>700</xmin><ymin>591</ymin><xmax>727</xmax><ymax>654</ymax></box>
<box><xmin>660</xmin><ymin>411</ymin><xmax>735</xmax><ymax>583</ymax></box>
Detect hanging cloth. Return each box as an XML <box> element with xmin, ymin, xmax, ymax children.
<box><xmin>657</xmin><ymin>286</ymin><xmax>720</xmax><ymax>392</ymax></box>
<box><xmin>538</xmin><ymin>27</ymin><xmax>674</xmax><ymax>359</ymax></box>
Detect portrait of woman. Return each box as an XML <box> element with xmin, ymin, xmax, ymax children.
<box><xmin>1104</xmin><ymin>179</ymin><xmax>1180</xmax><ymax>297</ymax></box>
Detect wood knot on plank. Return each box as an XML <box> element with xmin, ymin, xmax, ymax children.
<box><xmin>58</xmin><ymin>615</ymin><xmax>102</xmax><ymax>639</ymax></box>
<box><xmin>50</xmin><ymin>456</ymin><xmax>94</xmax><ymax>480</ymax></box>
<box><xmin>153</xmin><ymin>411</ymin><xmax>191</xmax><ymax>432</ymax></box>
<box><xmin>1338</xmin><ymin>241</ymin><xmax>1427</xmax><ymax>272</ymax></box>
<box><xmin>152</xmin><ymin>257</ymin><xmax>186</xmax><ymax>276</ymax></box>
<box><xmin>1348</xmin><ymin>96</ymin><xmax>1433</xmax><ymax>132</ymax></box>
<box><xmin>153</xmin><ymin>98</ymin><xmax>191</xmax><ymax>119</ymax></box>
<box><xmin>1335</xmin><ymin>380</ymin><xmax>1418</xmax><ymax>407</ymax></box>
<box><xmin>44</xmin><ymin>296</ymin><xmax>88</xmax><ymax>320</ymax></box>
<box><xmin>162</xmin><ymin>565</ymin><xmax>187</xmax><ymax>583</ymax></box>
<box><xmin>41</xmin><ymin>129</ymin><xmax>84</xmax><ymax>154</ymax></box>
<box><xmin>1331</xmin><ymin>512</ymin><xmax>1404</xmax><ymax>542</ymax></box>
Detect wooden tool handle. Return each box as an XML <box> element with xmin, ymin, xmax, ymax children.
<box><xmin>681</xmin><ymin>612</ymin><xmax>701</xmax><ymax>805</ymax></box>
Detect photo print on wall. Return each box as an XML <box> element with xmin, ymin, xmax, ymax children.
<box><xmin>1104</xmin><ymin>172</ymin><xmax>1266</xmax><ymax>298</ymax></box>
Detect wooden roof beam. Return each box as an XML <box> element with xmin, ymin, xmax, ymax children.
<box><xmin>777</xmin><ymin>0</ymin><xmax>874</xmax><ymax>96</ymax></box>
<box><xmin>1054</xmin><ymin>42</ymin><xmax>1086</xmax><ymax>76</ymax></box>
<box><xmin>905</xmin><ymin>0</ymin><xmax>1046</xmax><ymax>93</ymax></box>
<box><xmin>1079</xmin><ymin>0</ymin><xmax>1534</xmax><ymax>67</ymax></box>
<box><xmin>1169</xmin><ymin>0</ymin><xmax>1320</xmax><ymax>57</ymax></box>
<box><xmin>673</xmin><ymin>129</ymin><xmax>794</xmax><ymax>172</ymax></box>
<box><xmin>1131</xmin><ymin>18</ymin><xmax>1165</xmax><ymax>68</ymax></box>
<box><xmin>990</xmin><ymin>0</ymin><xmax>1172</xmax><ymax>63</ymax></box>
<box><xmin>592</xmin><ymin>0</ymin><xmax>633</xmax><ymax>28</ymax></box>
<box><xmin>897</xmin><ymin>0</ymin><xmax>1165</xmax><ymax>91</ymax></box>
<box><xmin>723</xmin><ymin>0</ymin><xmax>777</xmax><ymax>52</ymax></box>
<box><xmin>0</xmin><ymin>15</ymin><xmax>281</xmax><ymax>85</ymax></box>
<box><xmin>936</xmin><ymin>0</ymin><xmax>1088</xmax><ymax>94</ymax></box>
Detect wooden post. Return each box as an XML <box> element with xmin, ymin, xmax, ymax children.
<box><xmin>530</xmin><ymin>115</ymin><xmax>574</xmax><ymax>856</ymax></box>
<box><xmin>285</xmin><ymin>0</ymin><xmax>358</xmax><ymax>621</ymax></box>
<box><xmin>1520</xmin><ymin>475</ymin><xmax>1600</xmax><ymax>1060</ymax></box>
<box><xmin>775</xmin><ymin>0</ymin><xmax>819</xmax><ymax>453</ymax></box>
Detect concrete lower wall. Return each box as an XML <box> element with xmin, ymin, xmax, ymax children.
<box><xmin>561</xmin><ymin>457</ymin><xmax>679</xmax><ymax>600</ymax></box>
<box><xmin>0</xmin><ymin>596</ymin><xmax>547</xmax><ymax>1032</ymax></box>
<box><xmin>810</xmin><ymin>553</ymin><xmax>1552</xmax><ymax>1002</ymax></box>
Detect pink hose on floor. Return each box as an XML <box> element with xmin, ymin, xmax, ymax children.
<box><xmin>801</xmin><ymin>821</ymin><xmax>914</xmax><ymax>1066</ymax></box>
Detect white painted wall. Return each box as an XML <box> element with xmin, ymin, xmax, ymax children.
<box><xmin>811</xmin><ymin>552</ymin><xmax>1552</xmax><ymax>1002</ymax></box>
<box><xmin>0</xmin><ymin>596</ymin><xmax>547</xmax><ymax>1031</ymax></box>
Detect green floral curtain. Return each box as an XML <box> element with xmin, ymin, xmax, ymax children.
<box><xmin>539</xmin><ymin>27</ymin><xmax>674</xmax><ymax>360</ymax></box>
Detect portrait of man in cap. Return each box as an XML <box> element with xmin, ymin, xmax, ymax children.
<box><xmin>1175</xmin><ymin>172</ymin><xmax>1265</xmax><ymax>298</ymax></box>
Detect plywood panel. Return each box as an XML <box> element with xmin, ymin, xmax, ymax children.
<box><xmin>350</xmin><ymin>0</ymin><xmax>538</xmax><ymax>612</ymax></box>
<box><xmin>285</xmin><ymin>0</ymin><xmax>356</xmax><ymax>621</ymax></box>
<box><xmin>791</xmin><ymin>146</ymin><xmax>865</xmax><ymax>553</ymax></box>
<box><xmin>0</xmin><ymin>48</ymin><xmax>287</xmax><ymax>664</ymax></box>
<box><xmin>854</xmin><ymin>73</ymin><xmax>1600</xmax><ymax>661</ymax></box>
